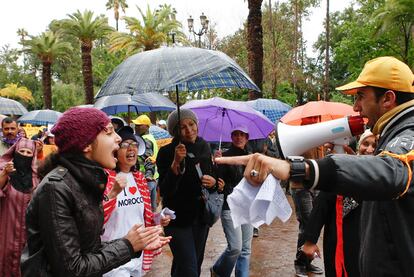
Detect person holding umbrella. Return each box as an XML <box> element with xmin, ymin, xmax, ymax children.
<box><xmin>156</xmin><ymin>109</ymin><xmax>217</xmax><ymax>277</ymax></box>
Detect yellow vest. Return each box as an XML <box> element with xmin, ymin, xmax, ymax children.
<box><xmin>140</xmin><ymin>133</ymin><xmax>159</xmax><ymax>179</ymax></box>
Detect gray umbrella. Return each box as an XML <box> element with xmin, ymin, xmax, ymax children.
<box><xmin>18</xmin><ymin>109</ymin><xmax>62</xmax><ymax>125</ymax></box>
<box><xmin>0</xmin><ymin>97</ymin><xmax>28</xmax><ymax>115</ymax></box>
<box><xmin>95</xmin><ymin>46</ymin><xmax>260</xmax><ymax>130</ymax></box>
<box><xmin>96</xmin><ymin>46</ymin><xmax>260</xmax><ymax>98</ymax></box>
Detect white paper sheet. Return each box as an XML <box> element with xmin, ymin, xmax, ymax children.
<box><xmin>227</xmin><ymin>175</ymin><xmax>292</xmax><ymax>228</ymax></box>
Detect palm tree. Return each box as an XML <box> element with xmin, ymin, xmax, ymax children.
<box><xmin>247</xmin><ymin>0</ymin><xmax>264</xmax><ymax>100</ymax></box>
<box><xmin>22</xmin><ymin>31</ymin><xmax>72</xmax><ymax>109</ymax></box>
<box><xmin>109</xmin><ymin>4</ymin><xmax>185</xmax><ymax>56</ymax></box>
<box><xmin>61</xmin><ymin>10</ymin><xmax>114</xmax><ymax>104</ymax></box>
<box><xmin>106</xmin><ymin>0</ymin><xmax>128</xmax><ymax>31</ymax></box>
<box><xmin>374</xmin><ymin>0</ymin><xmax>414</xmax><ymax>64</ymax></box>
<box><xmin>0</xmin><ymin>83</ymin><xmax>34</xmax><ymax>104</ymax></box>
<box><xmin>16</xmin><ymin>28</ymin><xmax>28</xmax><ymax>43</ymax></box>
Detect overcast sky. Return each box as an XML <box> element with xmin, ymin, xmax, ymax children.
<box><xmin>1</xmin><ymin>0</ymin><xmax>352</xmax><ymax>57</ymax></box>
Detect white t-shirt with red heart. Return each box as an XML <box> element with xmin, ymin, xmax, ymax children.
<box><xmin>102</xmin><ymin>172</ymin><xmax>145</xmax><ymax>277</ymax></box>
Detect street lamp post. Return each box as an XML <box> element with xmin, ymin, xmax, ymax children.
<box><xmin>187</xmin><ymin>13</ymin><xmax>209</xmax><ymax>48</ymax></box>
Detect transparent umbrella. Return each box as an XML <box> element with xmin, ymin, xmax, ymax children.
<box><xmin>18</xmin><ymin>109</ymin><xmax>62</xmax><ymax>125</ymax></box>
<box><xmin>0</xmin><ymin>97</ymin><xmax>28</xmax><ymax>116</ymax></box>
<box><xmin>95</xmin><ymin>46</ymin><xmax>260</xmax><ymax>127</ymax></box>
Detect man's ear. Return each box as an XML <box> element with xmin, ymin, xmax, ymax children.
<box><xmin>382</xmin><ymin>90</ymin><xmax>397</xmax><ymax>109</ymax></box>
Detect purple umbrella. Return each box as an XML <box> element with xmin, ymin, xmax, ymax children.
<box><xmin>182</xmin><ymin>97</ymin><xmax>274</xmax><ymax>146</ymax></box>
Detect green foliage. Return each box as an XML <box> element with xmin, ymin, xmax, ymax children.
<box><xmin>60</xmin><ymin>10</ymin><xmax>114</xmax><ymax>46</ymax></box>
<box><xmin>330</xmin><ymin>91</ymin><xmax>354</xmax><ymax>105</ymax></box>
<box><xmin>314</xmin><ymin>0</ymin><xmax>414</xmax><ymax>92</ymax></box>
<box><xmin>273</xmin><ymin>81</ymin><xmax>297</xmax><ymax>107</ymax></box>
<box><xmin>92</xmin><ymin>45</ymin><xmax>126</xmax><ymax>87</ymax></box>
<box><xmin>109</xmin><ymin>4</ymin><xmax>185</xmax><ymax>56</ymax></box>
<box><xmin>51</xmin><ymin>83</ymin><xmax>85</xmax><ymax>111</ymax></box>
<box><xmin>217</xmin><ymin>29</ymin><xmax>248</xmax><ymax>73</ymax></box>
<box><xmin>22</xmin><ymin>31</ymin><xmax>73</xmax><ymax>63</ymax></box>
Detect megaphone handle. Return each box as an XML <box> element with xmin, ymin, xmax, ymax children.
<box><xmin>333</xmin><ymin>145</ymin><xmax>345</xmax><ymax>154</ymax></box>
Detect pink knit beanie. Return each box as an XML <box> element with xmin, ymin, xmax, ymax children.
<box><xmin>51</xmin><ymin>107</ymin><xmax>110</xmax><ymax>154</ymax></box>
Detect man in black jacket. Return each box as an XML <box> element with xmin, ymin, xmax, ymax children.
<box><xmin>211</xmin><ymin>126</ymin><xmax>254</xmax><ymax>277</ymax></box>
<box><xmin>216</xmin><ymin>56</ymin><xmax>414</xmax><ymax>277</ymax></box>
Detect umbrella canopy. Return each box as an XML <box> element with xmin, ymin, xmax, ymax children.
<box><xmin>280</xmin><ymin>101</ymin><xmax>358</xmax><ymax>125</ymax></box>
<box><xmin>0</xmin><ymin>97</ymin><xmax>28</xmax><ymax>116</ymax></box>
<box><xmin>182</xmin><ymin>97</ymin><xmax>274</xmax><ymax>143</ymax></box>
<box><xmin>76</xmin><ymin>104</ymin><xmax>94</xmax><ymax>108</ymax></box>
<box><xmin>246</xmin><ymin>98</ymin><xmax>291</xmax><ymax>123</ymax></box>
<box><xmin>18</xmin><ymin>109</ymin><xmax>62</xmax><ymax>125</ymax></box>
<box><xmin>95</xmin><ymin>46</ymin><xmax>259</xmax><ymax>98</ymax></box>
<box><xmin>94</xmin><ymin>93</ymin><xmax>175</xmax><ymax>115</ymax></box>
<box><xmin>149</xmin><ymin>125</ymin><xmax>171</xmax><ymax>140</ymax></box>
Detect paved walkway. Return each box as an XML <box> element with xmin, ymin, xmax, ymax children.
<box><xmin>147</xmin><ymin>196</ymin><xmax>325</xmax><ymax>277</ymax></box>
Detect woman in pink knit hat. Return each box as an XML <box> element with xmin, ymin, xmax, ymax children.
<box><xmin>21</xmin><ymin>107</ymin><xmax>170</xmax><ymax>277</ymax></box>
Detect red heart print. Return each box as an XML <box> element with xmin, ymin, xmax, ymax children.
<box><xmin>129</xmin><ymin>187</ymin><xmax>137</xmax><ymax>195</ymax></box>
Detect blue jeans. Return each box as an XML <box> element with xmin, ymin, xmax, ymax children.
<box><xmin>212</xmin><ymin>209</ymin><xmax>253</xmax><ymax>277</ymax></box>
<box><xmin>147</xmin><ymin>180</ymin><xmax>157</xmax><ymax>211</ymax></box>
<box><xmin>290</xmin><ymin>188</ymin><xmax>317</xmax><ymax>266</ymax></box>
<box><xmin>164</xmin><ymin>222</ymin><xmax>209</xmax><ymax>277</ymax></box>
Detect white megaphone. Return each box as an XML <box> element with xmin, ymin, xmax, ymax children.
<box><xmin>276</xmin><ymin>116</ymin><xmax>365</xmax><ymax>158</ymax></box>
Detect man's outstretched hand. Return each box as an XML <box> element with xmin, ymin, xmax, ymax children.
<box><xmin>215</xmin><ymin>153</ymin><xmax>291</xmax><ymax>186</ymax></box>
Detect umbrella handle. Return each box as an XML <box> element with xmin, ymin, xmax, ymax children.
<box><xmin>218</xmin><ymin>108</ymin><xmax>226</xmax><ymax>151</ymax></box>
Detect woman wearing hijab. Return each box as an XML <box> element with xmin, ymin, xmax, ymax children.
<box><xmin>102</xmin><ymin>126</ymin><xmax>171</xmax><ymax>277</ymax></box>
<box><xmin>302</xmin><ymin>129</ymin><xmax>377</xmax><ymax>277</ymax></box>
<box><xmin>21</xmin><ymin>108</ymin><xmax>170</xmax><ymax>277</ymax></box>
<box><xmin>156</xmin><ymin>109</ymin><xmax>217</xmax><ymax>277</ymax></box>
<box><xmin>0</xmin><ymin>138</ymin><xmax>38</xmax><ymax>277</ymax></box>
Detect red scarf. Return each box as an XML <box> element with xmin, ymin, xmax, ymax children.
<box><xmin>103</xmin><ymin>170</ymin><xmax>161</xmax><ymax>273</ymax></box>
<box><xmin>335</xmin><ymin>195</ymin><xmax>348</xmax><ymax>277</ymax></box>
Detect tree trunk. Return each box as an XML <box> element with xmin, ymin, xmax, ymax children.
<box><xmin>269</xmin><ymin>0</ymin><xmax>278</xmax><ymax>99</ymax></box>
<box><xmin>293</xmin><ymin>0</ymin><xmax>299</xmax><ymax>104</ymax></box>
<box><xmin>324</xmin><ymin>0</ymin><xmax>330</xmax><ymax>101</ymax></box>
<box><xmin>247</xmin><ymin>0</ymin><xmax>264</xmax><ymax>100</ymax></box>
<box><xmin>81</xmin><ymin>42</ymin><xmax>94</xmax><ymax>104</ymax></box>
<box><xmin>42</xmin><ymin>61</ymin><xmax>52</xmax><ymax>109</ymax></box>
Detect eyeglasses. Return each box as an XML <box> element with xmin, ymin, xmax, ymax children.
<box><xmin>119</xmin><ymin>142</ymin><xmax>138</xmax><ymax>149</ymax></box>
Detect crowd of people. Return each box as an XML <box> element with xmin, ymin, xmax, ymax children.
<box><xmin>0</xmin><ymin>55</ymin><xmax>413</xmax><ymax>277</ymax></box>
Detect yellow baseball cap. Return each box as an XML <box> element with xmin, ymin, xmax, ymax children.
<box><xmin>132</xmin><ymin>115</ymin><xmax>151</xmax><ymax>126</ymax></box>
<box><xmin>336</xmin><ymin>56</ymin><xmax>414</xmax><ymax>94</ymax></box>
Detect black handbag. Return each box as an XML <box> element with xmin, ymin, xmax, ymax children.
<box><xmin>201</xmin><ymin>186</ymin><xmax>224</xmax><ymax>227</ymax></box>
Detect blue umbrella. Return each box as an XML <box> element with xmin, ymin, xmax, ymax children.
<box><xmin>149</xmin><ymin>125</ymin><xmax>171</xmax><ymax>140</ymax></box>
<box><xmin>0</xmin><ymin>97</ymin><xmax>28</xmax><ymax>116</ymax></box>
<box><xmin>96</xmin><ymin>47</ymin><xmax>259</xmax><ymax>98</ymax></box>
<box><xmin>182</xmin><ymin>97</ymin><xmax>274</xmax><ymax>145</ymax></box>
<box><xmin>246</xmin><ymin>98</ymin><xmax>292</xmax><ymax>123</ymax></box>
<box><xmin>18</xmin><ymin>109</ymin><xmax>62</xmax><ymax>125</ymax></box>
<box><xmin>94</xmin><ymin>93</ymin><xmax>175</xmax><ymax>115</ymax></box>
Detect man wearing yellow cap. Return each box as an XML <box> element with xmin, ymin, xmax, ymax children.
<box><xmin>132</xmin><ymin>114</ymin><xmax>159</xmax><ymax>211</ymax></box>
<box><xmin>215</xmin><ymin>56</ymin><xmax>414</xmax><ymax>276</ymax></box>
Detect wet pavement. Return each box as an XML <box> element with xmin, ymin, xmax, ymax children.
<box><xmin>147</xmin><ymin>195</ymin><xmax>325</xmax><ymax>277</ymax></box>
